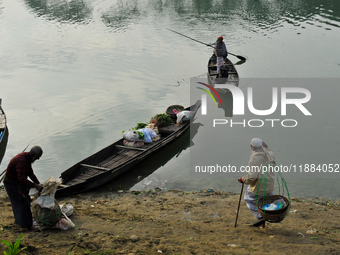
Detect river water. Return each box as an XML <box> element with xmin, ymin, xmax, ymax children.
<box><xmin>0</xmin><ymin>0</ymin><xmax>339</xmax><ymax>198</ymax></box>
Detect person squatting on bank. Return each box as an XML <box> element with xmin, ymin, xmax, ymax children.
<box><xmin>238</xmin><ymin>138</ymin><xmax>275</xmax><ymax>228</ymax></box>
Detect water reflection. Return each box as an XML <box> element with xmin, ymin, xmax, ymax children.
<box><xmin>23</xmin><ymin>0</ymin><xmax>340</xmax><ymax>30</ymax></box>
<box><xmin>101</xmin><ymin>0</ymin><xmax>142</xmax><ymax>32</ymax></box>
<box><xmin>25</xmin><ymin>0</ymin><xmax>92</xmax><ymax>24</ymax></box>
<box><xmin>166</xmin><ymin>0</ymin><xmax>340</xmax><ymax>30</ymax></box>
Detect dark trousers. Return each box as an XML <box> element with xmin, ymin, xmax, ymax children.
<box><xmin>4</xmin><ymin>182</ymin><xmax>33</xmax><ymax>229</ymax></box>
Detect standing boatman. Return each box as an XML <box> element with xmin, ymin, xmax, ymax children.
<box><xmin>214</xmin><ymin>36</ymin><xmax>228</xmax><ymax>74</ymax></box>
<box><xmin>3</xmin><ymin>146</ymin><xmax>43</xmax><ymax>231</ymax></box>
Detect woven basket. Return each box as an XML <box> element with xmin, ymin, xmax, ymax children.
<box><xmin>257</xmin><ymin>195</ymin><xmax>290</xmax><ymax>223</ymax></box>
<box><xmin>166</xmin><ymin>105</ymin><xmax>184</xmax><ymax>118</ymax></box>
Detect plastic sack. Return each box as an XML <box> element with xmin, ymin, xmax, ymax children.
<box><xmin>32</xmin><ymin>177</ymin><xmax>62</xmax><ymax>209</ymax></box>
<box><xmin>31</xmin><ymin>176</ymin><xmax>64</xmax><ymax>229</ymax></box>
<box><xmin>176</xmin><ymin>111</ymin><xmax>193</xmax><ymax>124</ymax></box>
<box><xmin>40</xmin><ymin>176</ymin><xmax>62</xmax><ymax>197</ymax></box>
<box><xmin>262</xmin><ymin>198</ymin><xmax>287</xmax><ymax>211</ymax></box>
<box><xmin>122</xmin><ymin>130</ymin><xmax>140</xmax><ymax>142</ymax></box>
<box><xmin>123</xmin><ymin>128</ymin><xmax>157</xmax><ymax>143</ymax></box>
<box><xmin>32</xmin><ymin>198</ymin><xmax>63</xmax><ymax>230</ymax></box>
<box><xmin>29</xmin><ymin>187</ymin><xmax>39</xmax><ymax>197</ymax></box>
<box><xmin>138</xmin><ymin>128</ymin><xmax>157</xmax><ymax>143</ymax></box>
<box><xmin>60</xmin><ymin>202</ymin><xmax>74</xmax><ymax>217</ymax></box>
<box><xmin>55</xmin><ymin>212</ymin><xmax>75</xmax><ymax>230</ymax></box>
<box><xmin>33</xmin><ymin>196</ymin><xmax>56</xmax><ymax>209</ymax></box>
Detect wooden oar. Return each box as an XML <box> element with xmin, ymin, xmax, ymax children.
<box><xmin>166</xmin><ymin>28</ymin><xmax>246</xmax><ymax>61</ymax></box>
<box><xmin>234</xmin><ymin>183</ymin><xmax>244</xmax><ymax>228</ymax></box>
<box><xmin>228</xmin><ymin>52</ymin><xmax>246</xmax><ymax>61</ymax></box>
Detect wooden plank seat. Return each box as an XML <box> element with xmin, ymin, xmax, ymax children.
<box><xmin>209</xmin><ymin>72</ymin><xmax>238</xmax><ymax>76</ymax></box>
<box><xmin>115</xmin><ymin>145</ymin><xmax>147</xmax><ymax>151</ymax></box>
<box><xmin>80</xmin><ymin>164</ymin><xmax>110</xmax><ymax>171</ymax></box>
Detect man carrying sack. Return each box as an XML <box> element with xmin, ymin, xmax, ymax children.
<box><xmin>3</xmin><ymin>146</ymin><xmax>43</xmax><ymax>231</ymax></box>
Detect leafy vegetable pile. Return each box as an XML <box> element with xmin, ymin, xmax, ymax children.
<box><xmin>151</xmin><ymin>113</ymin><xmax>173</xmax><ymax>127</ymax></box>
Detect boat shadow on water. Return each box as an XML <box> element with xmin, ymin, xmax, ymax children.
<box><xmin>213</xmin><ymin>90</ymin><xmax>233</xmax><ymax>118</ymax></box>
<box><xmin>206</xmin><ymin>54</ymin><xmax>240</xmax><ymax>118</ymax></box>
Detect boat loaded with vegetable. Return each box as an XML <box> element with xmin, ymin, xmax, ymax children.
<box><xmin>55</xmin><ymin>101</ymin><xmax>201</xmax><ymax>198</ymax></box>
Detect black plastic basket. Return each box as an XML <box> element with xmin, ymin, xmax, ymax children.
<box><xmin>166</xmin><ymin>105</ymin><xmax>184</xmax><ymax>118</ymax></box>
<box><xmin>257</xmin><ymin>195</ymin><xmax>290</xmax><ymax>223</ymax></box>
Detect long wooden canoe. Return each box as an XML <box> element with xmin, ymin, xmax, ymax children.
<box><xmin>55</xmin><ymin>100</ymin><xmax>201</xmax><ymax>197</ymax></box>
<box><xmin>96</xmin><ymin>121</ymin><xmax>202</xmax><ymax>192</ymax></box>
<box><xmin>0</xmin><ymin>99</ymin><xmax>9</xmax><ymax>166</ymax></box>
<box><xmin>207</xmin><ymin>54</ymin><xmax>239</xmax><ymax>93</ymax></box>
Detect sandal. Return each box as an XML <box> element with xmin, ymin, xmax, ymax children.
<box><xmin>252</xmin><ymin>218</ymin><xmax>265</xmax><ymax>227</ymax></box>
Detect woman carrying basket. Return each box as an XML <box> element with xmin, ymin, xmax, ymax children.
<box><xmin>238</xmin><ymin>138</ymin><xmax>275</xmax><ymax>228</ymax></box>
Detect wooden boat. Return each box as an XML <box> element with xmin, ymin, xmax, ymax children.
<box><xmin>207</xmin><ymin>54</ymin><xmax>239</xmax><ymax>93</ymax></box>
<box><xmin>0</xmin><ymin>99</ymin><xmax>9</xmax><ymax>166</ymax></box>
<box><xmin>92</xmin><ymin>121</ymin><xmax>202</xmax><ymax>192</ymax></box>
<box><xmin>55</xmin><ymin>100</ymin><xmax>201</xmax><ymax>197</ymax></box>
